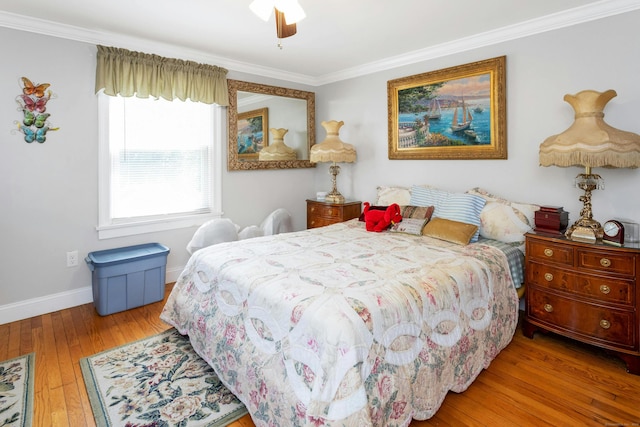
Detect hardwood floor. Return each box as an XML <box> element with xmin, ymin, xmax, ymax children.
<box><xmin>1</xmin><ymin>283</ymin><xmax>639</xmax><ymax>426</ymax></box>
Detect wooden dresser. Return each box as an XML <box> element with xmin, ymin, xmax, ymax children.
<box><xmin>523</xmin><ymin>232</ymin><xmax>640</xmax><ymax>374</ymax></box>
<box><xmin>306</xmin><ymin>199</ymin><xmax>361</xmax><ymax>229</ymax></box>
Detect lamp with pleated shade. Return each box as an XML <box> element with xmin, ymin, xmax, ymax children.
<box><xmin>539</xmin><ymin>89</ymin><xmax>640</xmax><ymax>242</ymax></box>
<box><xmin>310</xmin><ymin>120</ymin><xmax>356</xmax><ymax>204</ymax></box>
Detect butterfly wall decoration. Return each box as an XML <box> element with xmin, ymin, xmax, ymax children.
<box><xmin>14</xmin><ymin>76</ymin><xmax>59</xmax><ymax>143</ymax></box>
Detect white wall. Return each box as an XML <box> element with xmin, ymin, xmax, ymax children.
<box><xmin>314</xmin><ymin>11</ymin><xmax>640</xmax><ymax>230</ymax></box>
<box><xmin>0</xmin><ymin>29</ymin><xmax>316</xmax><ymax>323</ymax></box>
<box><xmin>2</xmin><ymin>9</ymin><xmax>640</xmax><ymax>324</ymax></box>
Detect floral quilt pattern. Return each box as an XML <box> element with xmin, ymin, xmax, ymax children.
<box><xmin>161</xmin><ymin>220</ymin><xmax>519</xmax><ymax>426</ymax></box>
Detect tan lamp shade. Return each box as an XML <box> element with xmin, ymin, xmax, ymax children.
<box><xmin>259</xmin><ymin>128</ymin><xmax>296</xmax><ymax>161</ymax></box>
<box><xmin>310</xmin><ymin>120</ymin><xmax>356</xmax><ymax>203</ymax></box>
<box><xmin>539</xmin><ymin>90</ymin><xmax>640</xmax><ymax>169</ymax></box>
<box><xmin>310</xmin><ymin>120</ymin><xmax>357</xmax><ymax>163</ymax></box>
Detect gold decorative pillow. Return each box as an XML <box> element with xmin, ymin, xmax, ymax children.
<box><xmin>422</xmin><ymin>217</ymin><xmax>479</xmax><ymax>245</ymax></box>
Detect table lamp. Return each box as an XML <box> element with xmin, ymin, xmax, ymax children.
<box><xmin>539</xmin><ymin>89</ymin><xmax>640</xmax><ymax>242</ymax></box>
<box><xmin>310</xmin><ymin>120</ymin><xmax>356</xmax><ymax>203</ymax></box>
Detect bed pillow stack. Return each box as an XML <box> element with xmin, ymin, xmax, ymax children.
<box><xmin>410</xmin><ymin>185</ymin><xmax>486</xmax><ymax>242</ymax></box>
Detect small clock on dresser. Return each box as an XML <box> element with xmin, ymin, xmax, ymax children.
<box><xmin>603</xmin><ymin>219</ymin><xmax>625</xmax><ymax>246</ymax></box>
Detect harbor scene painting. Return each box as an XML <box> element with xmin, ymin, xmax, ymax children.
<box><xmin>388</xmin><ymin>56</ymin><xmax>507</xmax><ymax>160</ymax></box>
<box><xmin>398</xmin><ymin>75</ymin><xmax>491</xmax><ymax>147</ymax></box>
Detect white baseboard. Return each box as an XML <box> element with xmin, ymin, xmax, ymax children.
<box><xmin>0</xmin><ymin>266</ymin><xmax>183</xmax><ymax>325</ymax></box>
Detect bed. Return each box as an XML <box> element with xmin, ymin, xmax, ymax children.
<box><xmin>163</xmin><ymin>201</ymin><xmax>535</xmax><ymax>424</ymax></box>
<box><xmin>161</xmin><ymin>185</ymin><xmax>537</xmax><ymax>426</ymax></box>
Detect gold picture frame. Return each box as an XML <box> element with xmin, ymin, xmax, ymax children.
<box><xmin>388</xmin><ymin>56</ymin><xmax>506</xmax><ymax>160</ymax></box>
<box><xmin>237</xmin><ymin>107</ymin><xmax>268</xmax><ymax>159</ymax></box>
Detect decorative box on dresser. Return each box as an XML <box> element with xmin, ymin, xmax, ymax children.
<box><xmin>306</xmin><ymin>199</ymin><xmax>361</xmax><ymax>229</ymax></box>
<box><xmin>523</xmin><ymin>232</ymin><xmax>640</xmax><ymax>374</ymax></box>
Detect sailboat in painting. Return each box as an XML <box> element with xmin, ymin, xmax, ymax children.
<box><xmin>426</xmin><ymin>98</ymin><xmax>442</xmax><ymax>119</ymax></box>
<box><xmin>451</xmin><ymin>97</ymin><xmax>473</xmax><ymax>132</ymax></box>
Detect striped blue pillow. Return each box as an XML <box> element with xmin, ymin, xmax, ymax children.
<box><xmin>409</xmin><ymin>185</ymin><xmax>446</xmax><ymax>207</ymax></box>
<box><xmin>410</xmin><ymin>185</ymin><xmax>486</xmax><ymax>242</ymax></box>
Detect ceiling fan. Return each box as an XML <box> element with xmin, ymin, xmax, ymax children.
<box><xmin>249</xmin><ymin>0</ymin><xmax>306</xmax><ymax>45</ymax></box>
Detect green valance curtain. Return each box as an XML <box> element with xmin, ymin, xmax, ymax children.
<box><xmin>95</xmin><ymin>45</ymin><xmax>229</xmax><ymax>106</ymax></box>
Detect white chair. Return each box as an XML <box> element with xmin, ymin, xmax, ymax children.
<box><xmin>238</xmin><ymin>225</ymin><xmax>263</xmax><ymax>240</ymax></box>
<box><xmin>186</xmin><ymin>218</ymin><xmax>239</xmax><ymax>255</ymax></box>
<box><xmin>260</xmin><ymin>208</ymin><xmax>293</xmax><ymax>235</ymax></box>
<box><xmin>186</xmin><ymin>209</ymin><xmax>294</xmax><ymax>255</ymax></box>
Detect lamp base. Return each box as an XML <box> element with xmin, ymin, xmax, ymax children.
<box><xmin>566</xmin><ymin>225</ymin><xmax>597</xmax><ymax>243</ymax></box>
<box><xmin>566</xmin><ymin>168</ymin><xmax>604</xmax><ymax>243</ymax></box>
<box><xmin>324</xmin><ymin>192</ymin><xmax>345</xmax><ymax>204</ymax></box>
<box><xmin>566</xmin><ymin>218</ymin><xmax>603</xmax><ymax>243</ymax></box>
<box><xmin>324</xmin><ymin>162</ymin><xmax>346</xmax><ymax>204</ymax></box>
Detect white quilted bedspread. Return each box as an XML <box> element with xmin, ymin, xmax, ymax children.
<box><xmin>161</xmin><ymin>220</ymin><xmax>519</xmax><ymax>426</ymax></box>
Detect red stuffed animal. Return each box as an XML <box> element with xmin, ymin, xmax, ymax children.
<box><xmin>363</xmin><ymin>202</ymin><xmax>403</xmax><ymax>232</ymax></box>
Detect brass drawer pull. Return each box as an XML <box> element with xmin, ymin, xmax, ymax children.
<box><xmin>544</xmin><ymin>248</ymin><xmax>554</xmax><ymax>257</ymax></box>
<box><xmin>599</xmin><ymin>285</ymin><xmax>611</xmax><ymax>294</ymax></box>
<box><xmin>600</xmin><ymin>258</ymin><xmax>611</xmax><ymax>268</ymax></box>
<box><xmin>544</xmin><ymin>304</ymin><xmax>553</xmax><ymax>313</ymax></box>
<box><xmin>544</xmin><ymin>273</ymin><xmax>553</xmax><ymax>282</ymax></box>
<box><xmin>600</xmin><ymin>319</ymin><xmax>611</xmax><ymax>329</ymax></box>
<box><xmin>310</xmin><ymin>207</ymin><xmax>316</xmax><ymax>213</ymax></box>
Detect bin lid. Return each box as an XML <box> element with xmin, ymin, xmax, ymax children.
<box><xmin>86</xmin><ymin>243</ymin><xmax>170</xmax><ymax>267</ymax></box>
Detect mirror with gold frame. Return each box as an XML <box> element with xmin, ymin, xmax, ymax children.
<box><xmin>228</xmin><ymin>79</ymin><xmax>316</xmax><ymax>170</ymax></box>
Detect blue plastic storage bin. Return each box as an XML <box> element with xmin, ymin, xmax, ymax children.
<box><xmin>85</xmin><ymin>243</ymin><xmax>170</xmax><ymax>316</ymax></box>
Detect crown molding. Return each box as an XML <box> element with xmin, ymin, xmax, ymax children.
<box><xmin>1</xmin><ymin>0</ymin><xmax>639</xmax><ymax>87</ymax></box>
<box><xmin>315</xmin><ymin>0</ymin><xmax>640</xmax><ymax>85</ymax></box>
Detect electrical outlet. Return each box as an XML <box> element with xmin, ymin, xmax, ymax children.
<box><xmin>66</xmin><ymin>250</ymin><xmax>79</xmax><ymax>267</ymax></box>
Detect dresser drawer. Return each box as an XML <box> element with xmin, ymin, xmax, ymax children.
<box><xmin>528</xmin><ymin>287</ymin><xmax>636</xmax><ymax>349</ymax></box>
<box><xmin>307</xmin><ymin>216</ymin><xmax>336</xmax><ymax>229</ymax></box>
<box><xmin>527</xmin><ymin>261</ymin><xmax>575</xmax><ymax>292</ymax></box>
<box><xmin>528</xmin><ymin>261</ymin><xmax>634</xmax><ymax>305</ymax></box>
<box><xmin>527</xmin><ymin>239</ymin><xmax>573</xmax><ymax>266</ymax></box>
<box><xmin>577</xmin><ymin>249</ymin><xmax>636</xmax><ymax>276</ymax></box>
<box><xmin>308</xmin><ymin>204</ymin><xmax>343</xmax><ymax>219</ymax></box>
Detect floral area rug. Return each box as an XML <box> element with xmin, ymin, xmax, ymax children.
<box><xmin>80</xmin><ymin>328</ymin><xmax>248</xmax><ymax>427</ymax></box>
<box><xmin>0</xmin><ymin>353</ymin><xmax>35</xmax><ymax>427</ymax></box>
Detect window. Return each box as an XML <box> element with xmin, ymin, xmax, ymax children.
<box><xmin>97</xmin><ymin>93</ymin><xmax>222</xmax><ymax>239</ymax></box>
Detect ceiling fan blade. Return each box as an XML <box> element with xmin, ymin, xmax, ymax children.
<box><xmin>275</xmin><ymin>8</ymin><xmax>297</xmax><ymax>38</ymax></box>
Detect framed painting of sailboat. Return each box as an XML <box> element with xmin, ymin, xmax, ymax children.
<box><xmin>387</xmin><ymin>56</ymin><xmax>506</xmax><ymax>160</ymax></box>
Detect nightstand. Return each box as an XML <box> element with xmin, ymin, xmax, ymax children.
<box><xmin>522</xmin><ymin>232</ymin><xmax>640</xmax><ymax>374</ymax></box>
<box><xmin>306</xmin><ymin>199</ymin><xmax>361</xmax><ymax>229</ymax></box>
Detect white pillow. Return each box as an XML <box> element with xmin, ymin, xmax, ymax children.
<box><xmin>375</xmin><ymin>185</ymin><xmax>438</xmax><ymax>206</ymax></box>
<box><xmin>466</xmin><ymin>187</ymin><xmax>540</xmax><ymax>251</ymax></box>
<box><xmin>375</xmin><ymin>186</ymin><xmax>411</xmax><ymax>206</ymax></box>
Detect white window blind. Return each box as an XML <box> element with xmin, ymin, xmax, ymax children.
<box><xmin>98</xmin><ymin>93</ymin><xmax>222</xmax><ymax>239</ymax></box>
